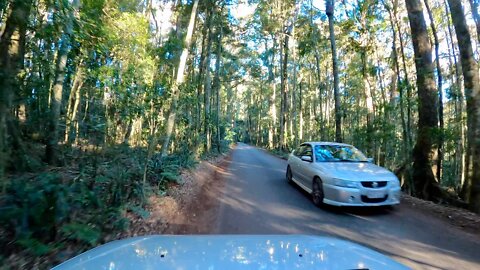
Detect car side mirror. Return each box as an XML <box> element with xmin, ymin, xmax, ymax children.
<box><xmin>367</xmin><ymin>157</ymin><xmax>374</xmax><ymax>163</ymax></box>
<box><xmin>301</xmin><ymin>155</ymin><xmax>313</xmax><ymax>162</ymax></box>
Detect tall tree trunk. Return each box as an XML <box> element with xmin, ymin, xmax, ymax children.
<box><xmin>299</xmin><ymin>81</ymin><xmax>303</xmax><ymax>141</ymax></box>
<box><xmin>160</xmin><ymin>0</ymin><xmax>199</xmax><ymax>157</ymax></box>
<box><xmin>291</xmin><ymin>23</ymin><xmax>299</xmax><ymax>147</ymax></box>
<box><xmin>405</xmin><ymin>0</ymin><xmax>440</xmax><ymax>199</ymax></box>
<box><xmin>361</xmin><ymin>48</ymin><xmax>375</xmax><ymax>157</ymax></box>
<box><xmin>203</xmin><ymin>6</ymin><xmax>214</xmax><ymax>153</ymax></box>
<box><xmin>65</xmin><ymin>63</ymin><xmax>85</xmax><ymax>144</ymax></box>
<box><xmin>213</xmin><ymin>21</ymin><xmax>223</xmax><ymax>153</ymax></box>
<box><xmin>447</xmin><ymin>0</ymin><xmax>480</xmax><ymax>212</ymax></box>
<box><xmin>326</xmin><ymin>0</ymin><xmax>342</xmax><ymax>142</ymax></box>
<box><xmin>280</xmin><ymin>26</ymin><xmax>289</xmax><ymax>151</ymax></box>
<box><xmin>45</xmin><ymin>33</ymin><xmax>68</xmax><ymax>163</ymax></box>
<box><xmin>314</xmin><ymin>51</ymin><xmax>325</xmax><ymax>140</ymax></box>
<box><xmin>393</xmin><ymin>1</ymin><xmax>413</xmax><ymax>151</ymax></box>
<box><xmin>45</xmin><ymin>0</ymin><xmax>79</xmax><ymax>164</ymax></box>
<box><xmin>424</xmin><ymin>0</ymin><xmax>444</xmax><ymax>183</ymax></box>
<box><xmin>310</xmin><ymin>0</ymin><xmax>324</xmax><ymax>140</ymax></box>
<box><xmin>0</xmin><ymin>0</ymin><xmax>32</xmax><ymax>186</ymax></box>
<box><xmin>443</xmin><ymin>0</ymin><xmax>465</xmax><ymax>192</ymax></box>
<box><xmin>195</xmin><ymin>3</ymin><xmax>212</xmax><ymax>146</ymax></box>
<box><xmin>266</xmin><ymin>39</ymin><xmax>277</xmax><ymax>149</ymax></box>
<box><xmin>385</xmin><ymin>2</ymin><xmax>409</xmax><ymax>166</ymax></box>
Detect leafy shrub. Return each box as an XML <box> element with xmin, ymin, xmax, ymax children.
<box><xmin>0</xmin><ymin>146</ymin><xmax>149</xmax><ymax>262</ymax></box>
<box><xmin>0</xmin><ymin>144</ymin><xmax>208</xmax><ymax>268</ymax></box>
<box><xmin>148</xmin><ymin>147</ymin><xmax>198</xmax><ymax>191</ymax></box>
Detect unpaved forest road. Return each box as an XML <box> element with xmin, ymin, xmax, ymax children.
<box><xmin>211</xmin><ymin>143</ymin><xmax>480</xmax><ymax>270</ymax></box>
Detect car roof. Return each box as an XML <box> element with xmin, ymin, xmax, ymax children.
<box><xmin>301</xmin><ymin>141</ymin><xmax>353</xmax><ymax>147</ymax></box>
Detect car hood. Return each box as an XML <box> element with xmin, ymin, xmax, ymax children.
<box><xmin>314</xmin><ymin>162</ymin><xmax>396</xmax><ymax>181</ymax></box>
<box><xmin>53</xmin><ymin>235</ymin><xmax>409</xmax><ymax>270</ymax></box>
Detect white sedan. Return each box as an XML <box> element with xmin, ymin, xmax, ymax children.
<box><xmin>286</xmin><ymin>142</ymin><xmax>401</xmax><ymax>207</ymax></box>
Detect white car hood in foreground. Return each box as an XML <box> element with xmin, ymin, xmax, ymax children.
<box><xmin>314</xmin><ymin>162</ymin><xmax>397</xmax><ymax>180</ymax></box>
<box><xmin>53</xmin><ymin>235</ymin><xmax>409</xmax><ymax>270</ymax></box>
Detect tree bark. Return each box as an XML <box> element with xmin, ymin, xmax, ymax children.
<box><xmin>196</xmin><ymin>3</ymin><xmax>212</xmax><ymax>138</ymax></box>
<box><xmin>0</xmin><ymin>0</ymin><xmax>32</xmax><ymax>182</ymax></box>
<box><xmin>424</xmin><ymin>0</ymin><xmax>444</xmax><ymax>183</ymax></box>
<box><xmin>266</xmin><ymin>38</ymin><xmax>277</xmax><ymax>149</ymax></box>
<box><xmin>203</xmin><ymin>5</ymin><xmax>214</xmax><ymax>153</ymax></box>
<box><xmin>405</xmin><ymin>0</ymin><xmax>440</xmax><ymax>199</ymax></box>
<box><xmin>443</xmin><ymin>0</ymin><xmax>465</xmax><ymax>193</ymax></box>
<box><xmin>213</xmin><ymin>20</ymin><xmax>223</xmax><ymax>153</ymax></box>
<box><xmin>385</xmin><ymin>1</ymin><xmax>409</xmax><ymax>165</ymax></box>
<box><xmin>65</xmin><ymin>64</ymin><xmax>85</xmax><ymax>144</ymax></box>
<box><xmin>160</xmin><ymin>0</ymin><xmax>199</xmax><ymax>157</ymax></box>
<box><xmin>280</xmin><ymin>26</ymin><xmax>289</xmax><ymax>151</ymax></box>
<box><xmin>447</xmin><ymin>0</ymin><xmax>480</xmax><ymax>212</ymax></box>
<box><xmin>393</xmin><ymin>1</ymin><xmax>413</xmax><ymax>151</ymax></box>
<box><xmin>45</xmin><ymin>0</ymin><xmax>79</xmax><ymax>164</ymax></box>
<box><xmin>326</xmin><ymin>0</ymin><xmax>342</xmax><ymax>142</ymax></box>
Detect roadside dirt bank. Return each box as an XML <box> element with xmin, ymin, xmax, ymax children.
<box><xmin>122</xmin><ymin>150</ymin><xmax>232</xmax><ymax>237</ymax></box>
<box><xmin>401</xmin><ymin>194</ymin><xmax>480</xmax><ymax>235</ymax></box>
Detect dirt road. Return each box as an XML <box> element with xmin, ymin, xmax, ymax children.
<box><xmin>211</xmin><ymin>143</ymin><xmax>480</xmax><ymax>270</ymax></box>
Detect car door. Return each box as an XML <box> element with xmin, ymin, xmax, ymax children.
<box><xmin>290</xmin><ymin>145</ymin><xmax>305</xmax><ymax>181</ymax></box>
<box><xmin>296</xmin><ymin>144</ymin><xmax>314</xmax><ymax>188</ymax></box>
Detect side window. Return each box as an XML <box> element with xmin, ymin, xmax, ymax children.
<box><xmin>304</xmin><ymin>145</ymin><xmax>313</xmax><ymax>157</ymax></box>
<box><xmin>295</xmin><ymin>145</ymin><xmax>306</xmax><ymax>157</ymax></box>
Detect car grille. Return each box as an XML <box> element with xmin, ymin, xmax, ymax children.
<box><xmin>361</xmin><ymin>195</ymin><xmax>388</xmax><ymax>203</ymax></box>
<box><xmin>361</xmin><ymin>181</ymin><xmax>387</xmax><ymax>188</ymax></box>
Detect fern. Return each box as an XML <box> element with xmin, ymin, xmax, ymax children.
<box><xmin>61</xmin><ymin>223</ymin><xmax>101</xmax><ymax>246</ymax></box>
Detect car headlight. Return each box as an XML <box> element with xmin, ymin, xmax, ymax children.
<box><xmin>333</xmin><ymin>178</ymin><xmax>359</xmax><ymax>188</ymax></box>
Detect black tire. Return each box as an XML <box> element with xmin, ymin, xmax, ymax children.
<box><xmin>286</xmin><ymin>166</ymin><xmax>293</xmax><ymax>184</ymax></box>
<box><xmin>312</xmin><ymin>177</ymin><xmax>324</xmax><ymax>207</ymax></box>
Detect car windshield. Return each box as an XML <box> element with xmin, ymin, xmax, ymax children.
<box><xmin>314</xmin><ymin>145</ymin><xmax>368</xmax><ymax>162</ymax></box>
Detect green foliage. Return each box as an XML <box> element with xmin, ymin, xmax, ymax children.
<box><xmin>0</xmin><ymin>146</ymin><xmax>152</xmax><ymax>260</ymax></box>
<box><xmin>16</xmin><ymin>236</ymin><xmax>55</xmax><ymax>256</ymax></box>
<box><xmin>160</xmin><ymin>171</ymin><xmax>179</xmax><ymax>182</ymax></box>
<box><xmin>147</xmin><ymin>148</ymin><xmax>199</xmax><ymax>191</ymax></box>
<box><xmin>0</xmin><ymin>173</ymin><xmax>67</xmax><ymax>239</ymax></box>
<box><xmin>61</xmin><ymin>223</ymin><xmax>101</xmax><ymax>246</ymax></box>
<box><xmin>126</xmin><ymin>204</ymin><xmax>150</xmax><ymax>219</ymax></box>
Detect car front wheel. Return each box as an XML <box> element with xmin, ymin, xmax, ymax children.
<box><xmin>286</xmin><ymin>166</ymin><xmax>293</xmax><ymax>184</ymax></box>
<box><xmin>312</xmin><ymin>177</ymin><xmax>324</xmax><ymax>207</ymax></box>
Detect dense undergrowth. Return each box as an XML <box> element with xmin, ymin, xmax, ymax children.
<box><xmin>0</xmin><ymin>143</ymin><xmax>228</xmax><ymax>269</ymax></box>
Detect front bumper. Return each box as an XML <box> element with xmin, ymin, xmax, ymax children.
<box><xmin>322</xmin><ymin>184</ymin><xmax>401</xmax><ymax>206</ymax></box>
